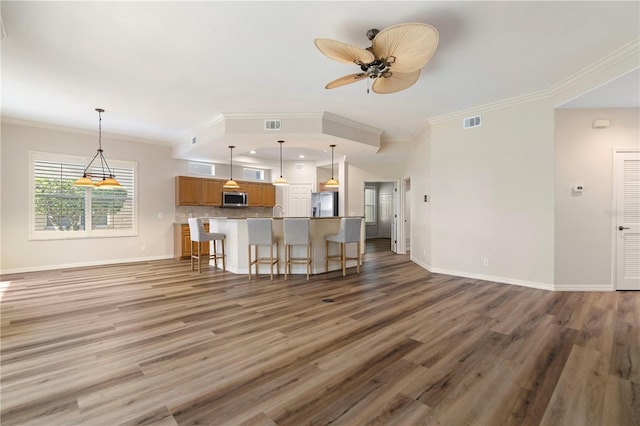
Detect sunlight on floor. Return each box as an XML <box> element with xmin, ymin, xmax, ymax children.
<box><xmin>0</xmin><ymin>280</ymin><xmax>10</xmax><ymax>301</ymax></box>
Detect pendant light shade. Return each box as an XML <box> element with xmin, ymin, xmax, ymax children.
<box><xmin>73</xmin><ymin>108</ymin><xmax>122</xmax><ymax>189</ymax></box>
<box><xmin>223</xmin><ymin>145</ymin><xmax>240</xmax><ymax>189</ymax></box>
<box><xmin>273</xmin><ymin>140</ymin><xmax>289</xmax><ymax>186</ymax></box>
<box><xmin>324</xmin><ymin>144</ymin><xmax>340</xmax><ymax>188</ymax></box>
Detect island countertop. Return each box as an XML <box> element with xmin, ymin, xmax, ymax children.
<box><xmin>174</xmin><ymin>216</ymin><xmax>362</xmax><ymax>225</ymax></box>
<box><xmin>207</xmin><ymin>216</ymin><xmax>364</xmax><ymax>275</ymax></box>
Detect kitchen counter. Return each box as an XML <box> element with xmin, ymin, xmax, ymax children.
<box><xmin>207</xmin><ymin>217</ymin><xmax>365</xmax><ymax>275</ymax></box>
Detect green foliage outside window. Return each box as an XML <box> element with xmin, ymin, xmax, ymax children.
<box><xmin>34</xmin><ymin>177</ymin><xmax>127</xmax><ymax>231</ymax></box>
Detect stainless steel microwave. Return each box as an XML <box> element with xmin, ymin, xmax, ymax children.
<box><xmin>222</xmin><ymin>192</ymin><xmax>248</xmax><ymax>207</ymax></box>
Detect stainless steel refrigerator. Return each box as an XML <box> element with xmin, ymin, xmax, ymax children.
<box><xmin>311</xmin><ymin>192</ymin><xmax>339</xmax><ymax>217</ymax></box>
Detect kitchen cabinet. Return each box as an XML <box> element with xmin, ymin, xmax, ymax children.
<box><xmin>174</xmin><ymin>223</ymin><xmax>210</xmax><ymax>260</ymax></box>
<box><xmin>176</xmin><ymin>176</ymin><xmax>273</xmax><ymax>207</ymax></box>
<box><xmin>202</xmin><ymin>179</ymin><xmax>222</xmax><ymax>206</ymax></box>
<box><xmin>261</xmin><ymin>184</ymin><xmax>275</xmax><ymax>207</ymax></box>
<box><xmin>176</xmin><ymin>176</ymin><xmax>222</xmax><ymax>206</ymax></box>
<box><xmin>176</xmin><ymin>176</ymin><xmax>203</xmax><ymax>205</ymax></box>
<box><xmin>247</xmin><ymin>183</ymin><xmax>262</xmax><ymax>207</ymax></box>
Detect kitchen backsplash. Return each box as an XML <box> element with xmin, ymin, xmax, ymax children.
<box><xmin>175</xmin><ymin>206</ymin><xmax>272</xmax><ymax>222</ymax></box>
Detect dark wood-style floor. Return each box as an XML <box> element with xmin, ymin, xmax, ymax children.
<box><xmin>1</xmin><ymin>241</ymin><xmax>638</xmax><ymax>425</ymax></box>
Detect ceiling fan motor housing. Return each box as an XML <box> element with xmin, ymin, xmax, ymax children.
<box><xmin>366</xmin><ymin>28</ymin><xmax>380</xmax><ymax>40</ymax></box>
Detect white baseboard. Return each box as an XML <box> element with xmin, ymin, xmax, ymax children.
<box><xmin>554</xmin><ymin>284</ymin><xmax>614</xmax><ymax>291</ymax></box>
<box><xmin>408</xmin><ymin>258</ymin><xmax>555</xmax><ymax>291</ymax></box>
<box><xmin>410</xmin><ymin>255</ymin><xmax>432</xmax><ymax>272</ymax></box>
<box><xmin>0</xmin><ymin>254</ymin><xmax>174</xmax><ymax>275</ymax></box>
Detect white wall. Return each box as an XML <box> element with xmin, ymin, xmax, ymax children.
<box><xmin>1</xmin><ymin>122</ymin><xmax>177</xmax><ymax>273</ymax></box>
<box><xmin>409</xmin><ymin>124</ymin><xmax>431</xmax><ymax>269</ymax></box>
<box><xmin>281</xmin><ymin>160</ymin><xmax>316</xmax><ymax>185</ymax></box>
<box><xmin>345</xmin><ymin>161</ymin><xmax>405</xmax><ymax>217</ymax></box>
<box><xmin>554</xmin><ymin>108</ymin><xmax>640</xmax><ymax>290</ymax></box>
<box><xmin>412</xmin><ymin>98</ymin><xmax>556</xmax><ymax>289</ymax></box>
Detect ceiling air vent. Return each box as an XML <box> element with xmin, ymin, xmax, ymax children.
<box><xmin>264</xmin><ymin>119</ymin><xmax>281</xmax><ymax>131</ymax></box>
<box><xmin>463</xmin><ymin>115</ymin><xmax>481</xmax><ymax>129</ymax></box>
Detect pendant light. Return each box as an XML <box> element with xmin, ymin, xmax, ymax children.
<box><xmin>273</xmin><ymin>140</ymin><xmax>289</xmax><ymax>186</ymax></box>
<box><xmin>324</xmin><ymin>144</ymin><xmax>339</xmax><ymax>189</ymax></box>
<box><xmin>73</xmin><ymin>108</ymin><xmax>121</xmax><ymax>189</ymax></box>
<box><xmin>223</xmin><ymin>145</ymin><xmax>240</xmax><ymax>189</ymax></box>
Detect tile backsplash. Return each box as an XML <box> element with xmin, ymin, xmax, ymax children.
<box><xmin>175</xmin><ymin>206</ymin><xmax>272</xmax><ymax>222</ymax></box>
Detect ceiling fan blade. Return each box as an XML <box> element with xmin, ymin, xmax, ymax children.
<box><xmin>372</xmin><ymin>70</ymin><xmax>421</xmax><ymax>94</ymax></box>
<box><xmin>314</xmin><ymin>38</ymin><xmax>375</xmax><ymax>65</ymax></box>
<box><xmin>325</xmin><ymin>73</ymin><xmax>368</xmax><ymax>89</ymax></box>
<box><xmin>373</xmin><ymin>23</ymin><xmax>438</xmax><ymax>74</ymax></box>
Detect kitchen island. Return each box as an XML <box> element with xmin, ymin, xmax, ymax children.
<box><xmin>207</xmin><ymin>217</ymin><xmax>364</xmax><ymax>275</ymax></box>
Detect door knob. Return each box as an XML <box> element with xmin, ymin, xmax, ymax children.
<box><xmin>619</xmin><ymin>226</ymin><xmax>630</xmax><ymax>230</ymax></box>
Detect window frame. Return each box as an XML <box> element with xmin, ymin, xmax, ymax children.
<box><xmin>29</xmin><ymin>151</ymin><xmax>138</xmax><ymax>240</ymax></box>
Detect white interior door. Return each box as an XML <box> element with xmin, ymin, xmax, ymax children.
<box><xmin>287</xmin><ymin>184</ymin><xmax>312</xmax><ymax>217</ymax></box>
<box><xmin>615</xmin><ymin>151</ymin><xmax>640</xmax><ymax>290</ymax></box>
<box><xmin>379</xmin><ymin>193</ymin><xmax>393</xmax><ymax>238</ymax></box>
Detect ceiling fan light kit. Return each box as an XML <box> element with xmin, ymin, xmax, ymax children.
<box><xmin>314</xmin><ymin>22</ymin><xmax>438</xmax><ymax>94</ymax></box>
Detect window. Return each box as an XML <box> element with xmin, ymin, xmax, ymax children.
<box><xmin>365</xmin><ymin>187</ymin><xmax>376</xmax><ymax>223</ymax></box>
<box><xmin>188</xmin><ymin>161</ymin><xmax>215</xmax><ymax>176</ymax></box>
<box><xmin>243</xmin><ymin>167</ymin><xmax>265</xmax><ymax>181</ymax></box>
<box><xmin>30</xmin><ymin>152</ymin><xmax>137</xmax><ymax>240</ymax></box>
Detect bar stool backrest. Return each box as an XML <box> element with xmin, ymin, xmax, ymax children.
<box><xmin>338</xmin><ymin>217</ymin><xmax>362</xmax><ymax>243</ymax></box>
<box><xmin>188</xmin><ymin>217</ymin><xmax>206</xmax><ymax>242</ymax></box>
<box><xmin>247</xmin><ymin>218</ymin><xmax>274</xmax><ymax>245</ymax></box>
<box><xmin>283</xmin><ymin>218</ymin><xmax>310</xmax><ymax>245</ymax></box>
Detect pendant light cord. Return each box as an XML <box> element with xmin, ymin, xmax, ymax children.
<box><xmin>330</xmin><ymin>144</ymin><xmax>335</xmax><ymax>179</ymax></box>
<box><xmin>82</xmin><ymin>108</ymin><xmax>115</xmax><ymax>179</ymax></box>
<box><xmin>279</xmin><ymin>141</ymin><xmax>284</xmax><ymax>178</ymax></box>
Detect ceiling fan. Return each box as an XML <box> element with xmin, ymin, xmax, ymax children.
<box><xmin>314</xmin><ymin>23</ymin><xmax>438</xmax><ymax>94</ymax></box>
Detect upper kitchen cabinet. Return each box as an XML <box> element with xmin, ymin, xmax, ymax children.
<box><xmin>261</xmin><ymin>184</ymin><xmax>275</xmax><ymax>207</ymax></box>
<box><xmin>176</xmin><ymin>176</ymin><xmax>222</xmax><ymax>206</ymax></box>
<box><xmin>202</xmin><ymin>179</ymin><xmax>222</xmax><ymax>206</ymax></box>
<box><xmin>175</xmin><ymin>176</ymin><xmax>203</xmax><ymax>206</ymax></box>
<box><xmin>246</xmin><ymin>183</ymin><xmax>262</xmax><ymax>207</ymax></box>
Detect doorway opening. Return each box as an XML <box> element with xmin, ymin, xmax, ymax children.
<box><xmin>364</xmin><ymin>181</ymin><xmax>397</xmax><ymax>253</ymax></box>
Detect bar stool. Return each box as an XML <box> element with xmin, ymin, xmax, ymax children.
<box><xmin>187</xmin><ymin>217</ymin><xmax>226</xmax><ymax>274</ymax></box>
<box><xmin>325</xmin><ymin>217</ymin><xmax>362</xmax><ymax>276</ymax></box>
<box><xmin>283</xmin><ymin>218</ymin><xmax>312</xmax><ymax>280</ymax></box>
<box><xmin>247</xmin><ymin>218</ymin><xmax>280</xmax><ymax>280</ymax></box>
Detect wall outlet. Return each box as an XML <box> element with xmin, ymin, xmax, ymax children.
<box><xmin>483</xmin><ymin>258</ymin><xmax>489</xmax><ymax>267</ymax></box>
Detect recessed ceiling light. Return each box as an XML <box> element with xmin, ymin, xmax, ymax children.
<box><xmin>299</xmin><ymin>154</ymin><xmax>305</xmax><ymax>158</ymax></box>
<box><xmin>249</xmin><ymin>150</ymin><xmax>256</xmax><ymax>154</ymax></box>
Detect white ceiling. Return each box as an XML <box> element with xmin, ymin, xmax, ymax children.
<box><xmin>1</xmin><ymin>1</ymin><xmax>639</xmax><ymax>163</ymax></box>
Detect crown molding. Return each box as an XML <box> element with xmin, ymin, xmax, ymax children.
<box><xmin>549</xmin><ymin>37</ymin><xmax>640</xmax><ymax>99</ymax></box>
<box><xmin>424</xmin><ymin>89</ymin><xmax>552</xmax><ymax>127</ymax></box>
<box><xmin>1</xmin><ymin>116</ymin><xmax>171</xmax><ymax>146</ymax></box>
<box><xmin>418</xmin><ymin>37</ymin><xmax>640</xmax><ymax>131</ymax></box>
<box><xmin>321</xmin><ymin>111</ymin><xmax>384</xmax><ymax>136</ymax></box>
<box><xmin>380</xmin><ymin>136</ymin><xmax>412</xmax><ymax>144</ymax></box>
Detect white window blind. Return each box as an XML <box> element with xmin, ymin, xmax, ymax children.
<box><xmin>30</xmin><ymin>152</ymin><xmax>137</xmax><ymax>240</ymax></box>
<box><xmin>365</xmin><ymin>187</ymin><xmax>376</xmax><ymax>223</ymax></box>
